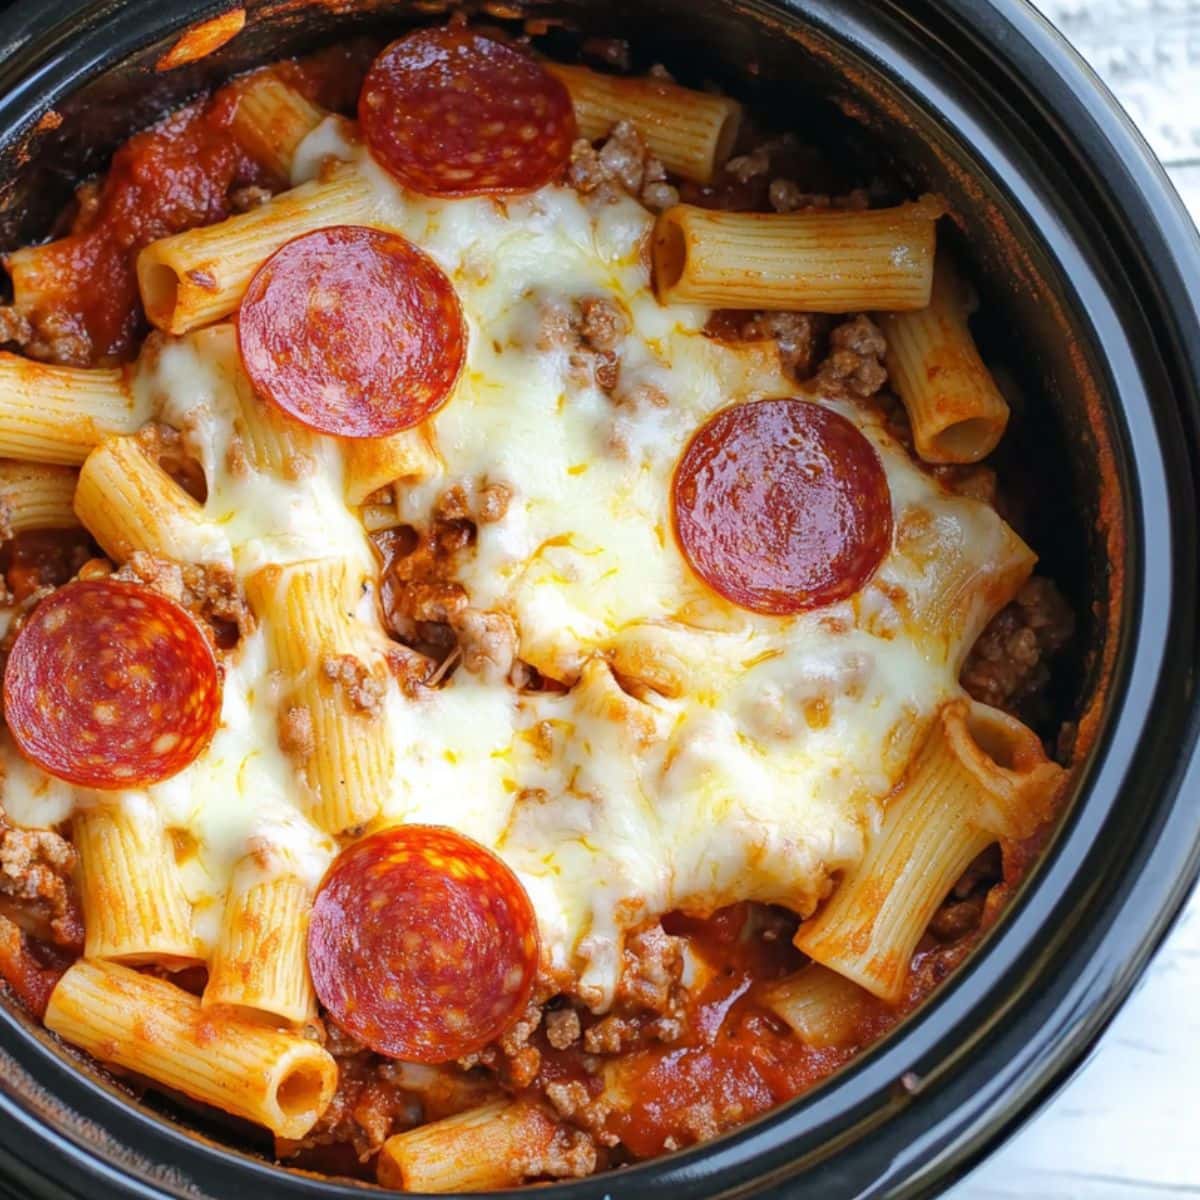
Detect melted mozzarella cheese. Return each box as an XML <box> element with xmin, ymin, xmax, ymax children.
<box><xmin>0</xmin><ymin>135</ymin><xmax>1031</xmax><ymax>1006</ymax></box>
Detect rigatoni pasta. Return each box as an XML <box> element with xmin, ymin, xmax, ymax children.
<box><xmin>548</xmin><ymin>62</ymin><xmax>742</xmax><ymax>184</ymax></box>
<box><xmin>74</xmin><ymin>433</ymin><xmax>229</xmax><ymax>565</ymax></box>
<box><xmin>795</xmin><ymin>699</ymin><xmax>1065</xmax><ymax>1001</ymax></box>
<box><xmin>343</xmin><ymin>426</ymin><xmax>439</xmax><ymax>506</ymax></box>
<box><xmin>246</xmin><ymin>558</ymin><xmax>393</xmax><ymax>835</ymax></box>
<box><xmin>44</xmin><ymin>958</ymin><xmax>337</xmax><ymax>1139</ymax></box>
<box><xmin>72</xmin><ymin>798</ymin><xmax>199</xmax><ymax>967</ymax></box>
<box><xmin>230</xmin><ymin>71</ymin><xmax>328</xmax><ymax>180</ymax></box>
<box><xmin>203</xmin><ymin>862</ymin><xmax>316</xmax><ymax>1025</ymax></box>
<box><xmin>0</xmin><ymin>461</ymin><xmax>79</xmax><ymax>533</ymax></box>
<box><xmin>377</xmin><ymin>1101</ymin><xmax>563</xmax><ymax>1192</ymax></box>
<box><xmin>761</xmin><ymin>964</ymin><xmax>879</xmax><ymax>1049</ymax></box>
<box><xmin>0</xmin><ymin>354</ymin><xmax>144</xmax><ymax>465</ymax></box>
<box><xmin>653</xmin><ymin>196</ymin><xmax>944</xmax><ymax>311</ymax></box>
<box><xmin>878</xmin><ymin>254</ymin><xmax>1010</xmax><ymax>463</ymax></box>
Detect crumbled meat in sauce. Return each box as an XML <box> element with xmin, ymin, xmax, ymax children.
<box><xmin>0</xmin><ymin>813</ymin><xmax>82</xmax><ymax>1018</ymax></box>
<box><xmin>680</xmin><ymin>131</ymin><xmax>845</xmax><ymax>213</ymax></box>
<box><xmin>537</xmin><ymin>294</ymin><xmax>628</xmax><ymax>393</ymax></box>
<box><xmin>0</xmin><ymin>308</ymin><xmax>33</xmax><ymax>351</ymax></box>
<box><xmin>546</xmin><ymin>1077</ymin><xmax>590</xmax><ymax>1118</ymax></box>
<box><xmin>113</xmin><ymin>551</ymin><xmax>252</xmax><ymax>643</ymax></box>
<box><xmin>767</xmin><ymin>180</ymin><xmax>870</xmax><ymax>213</ymax></box>
<box><xmin>616</xmin><ymin>924</ymin><xmax>685</xmax><ymax>1013</ymax></box>
<box><xmin>567</xmin><ymin>121</ymin><xmax>678</xmax><ymax>212</ymax></box>
<box><xmin>454</xmin><ymin>607</ymin><xmax>518</xmax><ymax>684</ymax></box>
<box><xmin>282</xmin><ymin>1049</ymin><xmax>420</xmax><ymax>1164</ymax></box>
<box><xmin>706</xmin><ymin>309</ymin><xmax>831</xmax><ymax>380</ymax></box>
<box><xmin>322</xmin><ymin>653</ymin><xmax>386</xmax><ymax>717</ymax></box>
<box><xmin>0</xmin><ymin>821</ymin><xmax>82</xmax><ymax>949</ymax></box>
<box><xmin>0</xmin><ymin>99</ymin><xmax>267</xmax><ymax>365</ymax></box>
<box><xmin>525</xmin><ymin>1124</ymin><xmax>598</xmax><ymax>1180</ymax></box>
<box><xmin>812</xmin><ymin>314</ymin><xmax>889</xmax><ymax>399</ymax></box>
<box><xmin>545</xmin><ymin>1007</ymin><xmax>582</xmax><ymax>1050</ymax></box>
<box><xmin>278</xmin><ymin>704</ymin><xmax>316</xmax><ymax>762</ymax></box>
<box><xmin>384</xmin><ymin>643</ymin><xmax>437</xmax><ymax>698</ymax></box>
<box><xmin>961</xmin><ymin>576</ymin><xmax>1075</xmax><ymax>723</ymax></box>
<box><xmin>229</xmin><ymin>184</ymin><xmax>276</xmax><ymax>212</ymax></box>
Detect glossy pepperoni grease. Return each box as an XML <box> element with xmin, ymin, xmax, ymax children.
<box><xmin>359</xmin><ymin>27</ymin><xmax>576</xmax><ymax>197</ymax></box>
<box><xmin>3</xmin><ymin>579</ymin><xmax>221</xmax><ymax>788</ymax></box>
<box><xmin>308</xmin><ymin>825</ymin><xmax>539</xmax><ymax>1062</ymax></box>
<box><xmin>237</xmin><ymin>225</ymin><xmax>465</xmax><ymax>438</ymax></box>
<box><xmin>673</xmin><ymin>399</ymin><xmax>893</xmax><ymax>614</ymax></box>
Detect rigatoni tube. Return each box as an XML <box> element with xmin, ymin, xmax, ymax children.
<box><xmin>343</xmin><ymin>427</ymin><xmax>439</xmax><ymax>506</ymax></box>
<box><xmin>0</xmin><ymin>461</ymin><xmax>79</xmax><ymax>533</ymax></box>
<box><xmin>0</xmin><ymin>354</ymin><xmax>144</xmax><ymax>465</ymax></box>
<box><xmin>203</xmin><ymin>864</ymin><xmax>316</xmax><ymax>1025</ymax></box>
<box><xmin>794</xmin><ymin>697</ymin><xmax>1064</xmax><ymax>1002</ymax></box>
<box><xmin>761</xmin><ymin>963</ymin><xmax>880</xmax><ymax>1049</ymax></box>
<box><xmin>653</xmin><ymin>196</ymin><xmax>944</xmax><ymax>311</ymax></box>
<box><xmin>73</xmin><ymin>799</ymin><xmax>200</xmax><ymax>968</ymax></box>
<box><xmin>229</xmin><ymin>71</ymin><xmax>327</xmax><ymax>180</ymax></box>
<box><xmin>246</xmin><ymin>558</ymin><xmax>393</xmax><ymax>835</ymax></box>
<box><xmin>136</xmin><ymin>164</ymin><xmax>375</xmax><ymax>335</ymax></box>
<box><xmin>376</xmin><ymin>1100</ymin><xmax>565</xmax><ymax>1192</ymax></box>
<box><xmin>547</xmin><ymin>63</ymin><xmax>742</xmax><ymax>184</ymax></box>
<box><xmin>45</xmin><ymin>958</ymin><xmax>337</xmax><ymax>1139</ymax></box>
<box><xmin>878</xmin><ymin>255</ymin><xmax>1009</xmax><ymax>463</ymax></box>
<box><xmin>74</xmin><ymin>434</ymin><xmax>229</xmax><ymax>566</ymax></box>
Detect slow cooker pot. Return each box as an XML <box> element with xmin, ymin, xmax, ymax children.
<box><xmin>0</xmin><ymin>1</ymin><xmax>1196</xmax><ymax>1196</ymax></box>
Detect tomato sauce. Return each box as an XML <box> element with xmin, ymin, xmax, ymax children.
<box><xmin>9</xmin><ymin>97</ymin><xmax>262</xmax><ymax>365</ymax></box>
<box><xmin>531</xmin><ymin>903</ymin><xmax>984</xmax><ymax>1159</ymax></box>
<box><xmin>0</xmin><ymin>529</ymin><xmax>96</xmax><ymax>603</ymax></box>
<box><xmin>605</xmin><ymin>908</ymin><xmax>856</xmax><ymax>1156</ymax></box>
<box><xmin>0</xmin><ymin>922</ymin><xmax>75</xmax><ymax>1019</ymax></box>
<box><xmin>6</xmin><ymin>42</ymin><xmax>380</xmax><ymax>368</ymax></box>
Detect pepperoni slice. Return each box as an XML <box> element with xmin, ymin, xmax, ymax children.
<box><xmin>3</xmin><ymin>579</ymin><xmax>221</xmax><ymax>789</ymax></box>
<box><xmin>359</xmin><ymin>28</ymin><xmax>576</xmax><ymax>197</ymax></box>
<box><xmin>673</xmin><ymin>399</ymin><xmax>893</xmax><ymax>614</ymax></box>
<box><xmin>308</xmin><ymin>825</ymin><xmax>539</xmax><ymax>1062</ymax></box>
<box><xmin>237</xmin><ymin>225</ymin><xmax>465</xmax><ymax>438</ymax></box>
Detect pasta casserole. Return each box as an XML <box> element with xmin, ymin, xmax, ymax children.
<box><xmin>0</xmin><ymin>19</ymin><xmax>1077</xmax><ymax>1191</ymax></box>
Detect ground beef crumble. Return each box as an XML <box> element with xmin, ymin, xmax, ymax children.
<box><xmin>812</xmin><ymin>314</ymin><xmax>889</xmax><ymax>399</ymax></box>
<box><xmin>961</xmin><ymin>576</ymin><xmax>1075</xmax><ymax>723</ymax></box>
<box><xmin>322</xmin><ymin>653</ymin><xmax>386</xmax><ymax>717</ymax></box>
<box><xmin>281</xmin><ymin>1045</ymin><xmax>420</xmax><ymax>1163</ymax></box>
<box><xmin>567</xmin><ymin>120</ymin><xmax>677</xmax><ymax>211</ymax></box>
<box><xmin>277</xmin><ymin>704</ymin><xmax>315</xmax><ymax>763</ymax></box>
<box><xmin>525</xmin><ymin>1123</ymin><xmax>598</xmax><ymax>1180</ymax></box>
<box><xmin>229</xmin><ymin>184</ymin><xmax>275</xmax><ymax>212</ymax></box>
<box><xmin>545</xmin><ymin>1006</ymin><xmax>583</xmax><ymax>1050</ymax></box>
<box><xmin>384</xmin><ymin>643</ymin><xmax>437</xmax><ymax>698</ymax></box>
<box><xmin>453</xmin><ymin>607</ymin><xmax>518</xmax><ymax>684</ymax></box>
<box><xmin>113</xmin><ymin>551</ymin><xmax>252</xmax><ymax>641</ymax></box>
<box><xmin>0</xmin><ymin>306</ymin><xmax>90</xmax><ymax>366</ymax></box>
<box><xmin>0</xmin><ymin>819</ymin><xmax>82</xmax><ymax>949</ymax></box>
<box><xmin>709</xmin><ymin>309</ymin><xmax>831</xmax><ymax>380</ymax></box>
<box><xmin>536</xmin><ymin>293</ymin><xmax>628</xmax><ymax>393</ymax></box>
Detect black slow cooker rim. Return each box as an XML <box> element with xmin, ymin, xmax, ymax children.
<box><xmin>0</xmin><ymin>1</ymin><xmax>1196</xmax><ymax>1198</ymax></box>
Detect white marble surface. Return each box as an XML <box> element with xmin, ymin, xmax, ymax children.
<box><xmin>953</xmin><ymin>3</ymin><xmax>1200</xmax><ymax>1197</ymax></box>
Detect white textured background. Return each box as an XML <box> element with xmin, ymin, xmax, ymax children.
<box><xmin>953</xmin><ymin>2</ymin><xmax>1200</xmax><ymax>1198</ymax></box>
